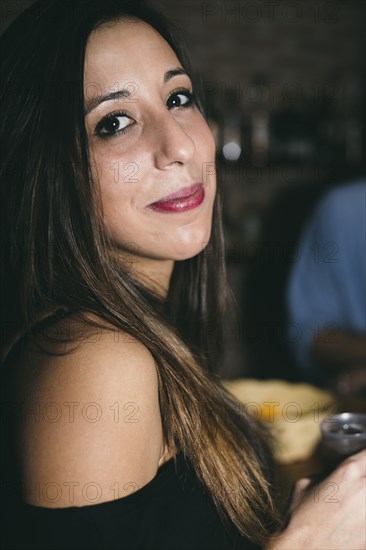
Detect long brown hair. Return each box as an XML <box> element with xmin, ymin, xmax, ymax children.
<box><xmin>0</xmin><ymin>0</ymin><xmax>282</xmax><ymax>544</ymax></box>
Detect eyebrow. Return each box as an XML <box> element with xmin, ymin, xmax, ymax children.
<box><xmin>84</xmin><ymin>67</ymin><xmax>189</xmax><ymax>116</ymax></box>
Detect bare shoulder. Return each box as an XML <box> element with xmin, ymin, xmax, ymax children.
<box><xmin>12</xmin><ymin>313</ymin><xmax>165</xmax><ymax>508</ymax></box>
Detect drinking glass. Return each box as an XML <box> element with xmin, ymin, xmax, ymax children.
<box><xmin>320</xmin><ymin>412</ymin><xmax>366</xmax><ymax>469</ymax></box>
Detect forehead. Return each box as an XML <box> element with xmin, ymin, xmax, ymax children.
<box><xmin>84</xmin><ymin>18</ymin><xmax>180</xmax><ymax>89</ymax></box>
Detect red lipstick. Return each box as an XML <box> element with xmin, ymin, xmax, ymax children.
<box><xmin>148</xmin><ymin>183</ymin><xmax>205</xmax><ymax>213</ymax></box>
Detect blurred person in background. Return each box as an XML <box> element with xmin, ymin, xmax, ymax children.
<box><xmin>286</xmin><ymin>178</ymin><xmax>366</xmax><ymax>396</ymax></box>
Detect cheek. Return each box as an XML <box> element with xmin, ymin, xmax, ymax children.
<box><xmin>90</xmin><ymin>145</ymin><xmax>140</xmax><ymax>209</ymax></box>
<box><xmin>89</xmin><ymin>155</ymin><xmax>134</xmax><ymax>236</ymax></box>
<box><xmin>193</xmin><ymin>119</ymin><xmax>216</xmax><ymax>178</ymax></box>
<box><xmin>195</xmin><ymin>116</ymin><xmax>216</xmax><ymax>154</ymax></box>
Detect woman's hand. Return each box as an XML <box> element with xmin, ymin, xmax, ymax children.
<box><xmin>266</xmin><ymin>449</ymin><xmax>366</xmax><ymax>549</ymax></box>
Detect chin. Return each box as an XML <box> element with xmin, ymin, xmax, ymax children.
<box><xmin>170</xmin><ymin>228</ymin><xmax>213</xmax><ymax>261</ymax></box>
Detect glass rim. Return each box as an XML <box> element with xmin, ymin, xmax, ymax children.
<box><xmin>320</xmin><ymin>412</ymin><xmax>366</xmax><ymax>438</ymax></box>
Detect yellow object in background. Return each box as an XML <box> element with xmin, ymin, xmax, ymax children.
<box><xmin>222</xmin><ymin>378</ymin><xmax>336</xmax><ymax>464</ymax></box>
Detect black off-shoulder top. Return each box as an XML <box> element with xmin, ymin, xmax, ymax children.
<box><xmin>2</xmin><ymin>451</ymin><xmax>261</xmax><ymax>550</ymax></box>
<box><xmin>1</xmin><ymin>309</ymin><xmax>261</xmax><ymax>550</ymax></box>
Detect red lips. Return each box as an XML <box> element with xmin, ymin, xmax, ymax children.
<box><xmin>148</xmin><ymin>183</ymin><xmax>205</xmax><ymax>213</ymax></box>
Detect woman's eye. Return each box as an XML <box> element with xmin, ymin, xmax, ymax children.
<box><xmin>94</xmin><ymin>90</ymin><xmax>196</xmax><ymax>140</ymax></box>
<box><xmin>94</xmin><ymin>113</ymin><xmax>133</xmax><ymax>139</ymax></box>
<box><xmin>166</xmin><ymin>90</ymin><xmax>195</xmax><ymax>109</ymax></box>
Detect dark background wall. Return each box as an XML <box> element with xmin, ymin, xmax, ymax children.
<box><xmin>2</xmin><ymin>0</ymin><xmax>365</xmax><ymax>379</ymax></box>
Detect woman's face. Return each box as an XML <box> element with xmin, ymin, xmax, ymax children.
<box><xmin>84</xmin><ymin>18</ymin><xmax>216</xmax><ymax>287</ymax></box>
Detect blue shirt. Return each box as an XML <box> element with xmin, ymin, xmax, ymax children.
<box><xmin>286</xmin><ymin>179</ymin><xmax>366</xmax><ymax>381</ymax></box>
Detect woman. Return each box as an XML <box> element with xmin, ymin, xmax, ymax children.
<box><xmin>0</xmin><ymin>1</ymin><xmax>364</xmax><ymax>549</ymax></box>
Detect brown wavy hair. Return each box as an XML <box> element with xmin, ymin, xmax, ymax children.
<box><xmin>0</xmin><ymin>0</ymin><xmax>282</xmax><ymax>544</ymax></box>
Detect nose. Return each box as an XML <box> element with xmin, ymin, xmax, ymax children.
<box><xmin>151</xmin><ymin>108</ymin><xmax>195</xmax><ymax>169</ymax></box>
